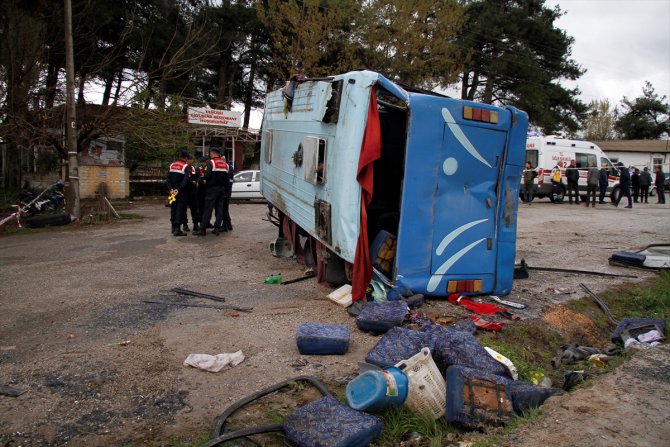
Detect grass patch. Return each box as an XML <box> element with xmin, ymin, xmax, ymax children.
<box><xmin>376</xmin><ymin>406</ymin><xmax>456</xmax><ymax>447</ymax></box>
<box><xmin>478</xmin><ymin>321</ymin><xmax>565</xmax><ymax>383</ymax></box>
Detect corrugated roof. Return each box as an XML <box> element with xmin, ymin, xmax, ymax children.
<box><xmin>594</xmin><ymin>140</ymin><xmax>670</xmax><ymax>153</ymax></box>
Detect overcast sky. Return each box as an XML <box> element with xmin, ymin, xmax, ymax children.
<box><xmin>545</xmin><ymin>0</ymin><xmax>670</xmax><ymax>106</ymax></box>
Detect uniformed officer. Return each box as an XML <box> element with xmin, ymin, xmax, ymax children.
<box><xmin>166</xmin><ymin>149</ymin><xmax>192</xmax><ymax>236</ymax></box>
<box><xmin>221</xmin><ymin>156</ymin><xmax>234</xmax><ymax>231</ymax></box>
<box><xmin>194</xmin><ymin>147</ymin><xmax>229</xmax><ymax>236</ymax></box>
<box><xmin>194</xmin><ymin>155</ymin><xmax>209</xmax><ymax>233</ymax></box>
<box><xmin>182</xmin><ymin>160</ymin><xmax>199</xmax><ymax>233</ymax></box>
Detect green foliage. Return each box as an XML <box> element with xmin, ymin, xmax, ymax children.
<box><xmin>456</xmin><ymin>0</ymin><xmax>587</xmax><ymax>133</ymax></box>
<box><xmin>597</xmin><ymin>272</ymin><xmax>670</xmax><ymax>321</ymax></box>
<box><xmin>583</xmin><ymin>99</ymin><xmax>618</xmax><ymax>141</ymax></box>
<box><xmin>258</xmin><ymin>0</ymin><xmax>466</xmax><ymax>89</ymax></box>
<box><xmin>377</xmin><ymin>406</ymin><xmax>456</xmax><ymax>447</ymax></box>
<box><xmin>615</xmin><ymin>81</ymin><xmax>670</xmax><ymax>139</ymax></box>
<box><xmin>120</xmin><ymin>107</ymin><xmax>190</xmax><ymax>172</ymax></box>
<box><xmin>478</xmin><ymin>340</ymin><xmax>546</xmax><ymax>382</ymax></box>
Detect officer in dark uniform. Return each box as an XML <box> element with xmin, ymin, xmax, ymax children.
<box><xmin>195</xmin><ymin>155</ymin><xmax>208</xmax><ymax>233</ymax></box>
<box><xmin>182</xmin><ymin>160</ymin><xmax>199</xmax><ymax>233</ymax></box>
<box><xmin>222</xmin><ymin>156</ymin><xmax>235</xmax><ymax>231</ymax></box>
<box><xmin>194</xmin><ymin>147</ymin><xmax>229</xmax><ymax>236</ymax></box>
<box><xmin>166</xmin><ymin>149</ymin><xmax>192</xmax><ymax>236</ymax></box>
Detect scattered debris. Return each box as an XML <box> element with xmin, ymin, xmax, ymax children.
<box><xmin>551</xmin><ymin>344</ymin><xmax>621</xmax><ymax>368</ymax></box>
<box><xmin>143</xmin><ymin>299</ymin><xmax>252</xmax><ymax>313</ymax></box>
<box><xmin>484</xmin><ymin>347</ymin><xmax>519</xmax><ymax>379</ymax></box>
<box><xmin>579</xmin><ymin>283</ymin><xmax>619</xmax><ymax>325</ymax></box>
<box><xmin>172</xmin><ymin>287</ymin><xmax>226</xmax><ymax>303</ymax></box>
<box><xmin>466</xmin><ymin>315</ymin><xmax>504</xmax><ymax>332</ymax></box>
<box><xmin>563</xmin><ymin>370</ymin><xmax>590</xmax><ymax>391</ymax></box>
<box><xmin>183</xmin><ymin>351</ymin><xmax>245</xmax><ymax>373</ymax></box>
<box><xmin>523</xmin><ymin>263</ymin><xmax>637</xmax><ymax>278</ymax></box>
<box><xmin>0</xmin><ymin>385</ymin><xmax>27</xmax><ymax>397</ymax></box>
<box><xmin>169</xmin><ymin>287</ymin><xmax>252</xmax><ymax>312</ymax></box>
<box><xmin>447</xmin><ymin>294</ymin><xmax>519</xmax><ymax>320</ymax></box>
<box><xmin>489</xmin><ymin>295</ymin><xmax>526</xmax><ymax>309</ymax></box>
<box><xmin>328</xmin><ymin>284</ymin><xmax>353</xmax><ymax>307</ymax></box>
<box><xmin>264</xmin><ymin>274</ymin><xmax>282</xmax><ymax>284</ymax></box>
<box><xmin>609</xmin><ymin>244</ymin><xmax>670</xmax><ymax>270</ymax></box>
<box><xmin>281</xmin><ymin>272</ymin><xmax>316</xmax><ymax>285</ymax></box>
<box><xmin>553</xmin><ymin>288</ymin><xmax>573</xmax><ymax>295</ymax></box>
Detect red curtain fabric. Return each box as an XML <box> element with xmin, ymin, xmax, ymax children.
<box><xmin>352</xmin><ymin>89</ymin><xmax>382</xmax><ymax>301</ymax></box>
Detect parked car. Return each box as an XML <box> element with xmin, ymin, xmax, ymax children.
<box><xmin>230</xmin><ymin>170</ymin><xmax>263</xmax><ymax>200</ymax></box>
<box><xmin>650</xmin><ymin>172</ymin><xmax>670</xmax><ymax>197</ymax></box>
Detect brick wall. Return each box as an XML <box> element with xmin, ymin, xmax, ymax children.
<box><xmin>79</xmin><ymin>166</ymin><xmax>129</xmax><ymax>199</ymax></box>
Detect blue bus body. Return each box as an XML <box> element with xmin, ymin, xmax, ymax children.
<box><xmin>260</xmin><ymin>71</ymin><xmax>528</xmax><ymax>296</ymax></box>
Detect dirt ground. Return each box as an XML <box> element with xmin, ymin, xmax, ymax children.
<box><xmin>1</xmin><ymin>198</ymin><xmax>669</xmax><ymax>446</ymax></box>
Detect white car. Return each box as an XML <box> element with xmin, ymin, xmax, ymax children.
<box><xmin>230</xmin><ymin>170</ymin><xmax>263</xmax><ymax>200</ymax></box>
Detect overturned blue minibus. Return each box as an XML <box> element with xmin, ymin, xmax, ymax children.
<box><xmin>260</xmin><ymin>70</ymin><xmax>528</xmax><ymax>300</ymax></box>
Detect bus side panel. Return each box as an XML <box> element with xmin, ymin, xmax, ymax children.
<box><xmin>494</xmin><ymin>107</ymin><xmax>529</xmax><ymax>295</ymax></box>
<box><xmin>260</xmin><ymin>73</ymin><xmax>378</xmax><ymax>262</ymax></box>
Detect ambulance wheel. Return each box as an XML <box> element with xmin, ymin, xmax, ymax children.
<box><xmin>610</xmin><ymin>186</ymin><xmax>621</xmax><ymax>203</ymax></box>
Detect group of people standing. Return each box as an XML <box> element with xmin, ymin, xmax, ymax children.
<box><xmin>166</xmin><ymin>147</ymin><xmax>234</xmax><ymax>237</ymax></box>
<box><xmin>521</xmin><ymin>160</ymin><xmax>666</xmax><ymax>207</ymax></box>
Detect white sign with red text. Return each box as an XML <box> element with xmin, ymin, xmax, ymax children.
<box><xmin>187</xmin><ymin>107</ymin><xmax>242</xmax><ymax>127</ymax></box>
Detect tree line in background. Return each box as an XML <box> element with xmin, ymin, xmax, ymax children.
<box><xmin>1</xmin><ymin>0</ymin><xmax>668</xmax><ymax>188</ymax></box>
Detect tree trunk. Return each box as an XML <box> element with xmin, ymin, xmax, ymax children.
<box><xmin>483</xmin><ymin>75</ymin><xmax>495</xmax><ymax>104</ymax></box>
<box><xmin>243</xmin><ymin>55</ymin><xmax>257</xmax><ymax>128</ymax></box>
<box><xmin>77</xmin><ymin>75</ymin><xmax>86</xmax><ymax>105</ymax></box>
<box><xmin>461</xmin><ymin>71</ymin><xmax>469</xmax><ymax>100</ymax></box>
<box><xmin>144</xmin><ymin>78</ymin><xmax>154</xmax><ymax>109</ymax></box>
<box><xmin>45</xmin><ymin>62</ymin><xmax>60</xmax><ymax>109</ymax></box>
<box><xmin>227</xmin><ymin>69</ymin><xmax>235</xmax><ymax>109</ymax></box>
<box><xmin>112</xmin><ymin>70</ymin><xmax>123</xmax><ymax>105</ymax></box>
<box><xmin>101</xmin><ymin>73</ymin><xmax>113</xmax><ymax>105</ymax></box>
<box><xmin>157</xmin><ymin>77</ymin><xmax>167</xmax><ymax>109</ymax></box>
<box><xmin>217</xmin><ymin>55</ymin><xmax>229</xmax><ymax>106</ymax></box>
<box><xmin>466</xmin><ymin>70</ymin><xmax>479</xmax><ymax>101</ymax></box>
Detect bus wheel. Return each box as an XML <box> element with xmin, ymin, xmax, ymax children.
<box><xmin>610</xmin><ymin>186</ymin><xmax>621</xmax><ymax>203</ymax></box>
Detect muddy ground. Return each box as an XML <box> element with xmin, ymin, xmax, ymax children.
<box><xmin>0</xmin><ymin>198</ymin><xmax>669</xmax><ymax>446</ymax></box>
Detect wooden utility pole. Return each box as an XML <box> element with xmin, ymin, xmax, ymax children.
<box><xmin>64</xmin><ymin>0</ymin><xmax>80</xmax><ymax>217</ymax></box>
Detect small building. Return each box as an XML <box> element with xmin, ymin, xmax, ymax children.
<box><xmin>595</xmin><ymin>139</ymin><xmax>670</xmax><ymax>171</ymax></box>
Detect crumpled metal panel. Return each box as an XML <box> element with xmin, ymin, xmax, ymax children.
<box><xmin>260</xmin><ymin>71</ymin><xmax>381</xmax><ymax>262</ymax></box>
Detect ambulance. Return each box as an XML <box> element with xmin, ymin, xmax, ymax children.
<box><xmin>260</xmin><ymin>70</ymin><xmax>528</xmax><ymax>297</ymax></box>
<box><xmin>523</xmin><ymin>135</ymin><xmax>621</xmax><ymax>203</ymax></box>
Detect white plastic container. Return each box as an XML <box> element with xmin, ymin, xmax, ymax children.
<box><xmin>395</xmin><ymin>347</ymin><xmax>446</xmax><ymax>419</ymax></box>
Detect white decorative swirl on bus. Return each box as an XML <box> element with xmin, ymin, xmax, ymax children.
<box><xmin>427</xmin><ymin>238</ymin><xmax>487</xmax><ymax>292</ymax></box>
<box><xmin>441</xmin><ymin>108</ymin><xmax>492</xmax><ymax>168</ymax></box>
<box><xmin>435</xmin><ymin>219</ymin><xmax>488</xmax><ymax>256</ymax></box>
